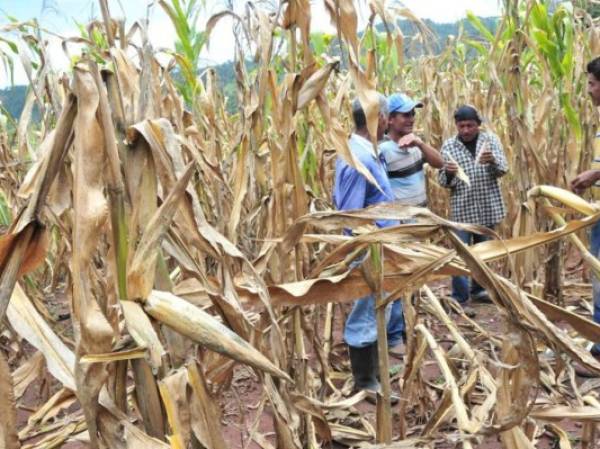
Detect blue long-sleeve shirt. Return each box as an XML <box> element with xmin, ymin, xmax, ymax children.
<box><xmin>333</xmin><ymin>134</ymin><xmax>397</xmax><ymax>229</ymax></box>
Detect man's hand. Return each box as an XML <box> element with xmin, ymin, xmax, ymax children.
<box><xmin>571</xmin><ymin>170</ymin><xmax>600</xmax><ymax>194</ymax></box>
<box><xmin>398</xmin><ymin>133</ymin><xmax>423</xmax><ymax>149</ymax></box>
<box><xmin>477</xmin><ymin>147</ymin><xmax>495</xmax><ymax>164</ymax></box>
<box><xmin>444</xmin><ymin>160</ymin><xmax>459</xmax><ymax>175</ymax></box>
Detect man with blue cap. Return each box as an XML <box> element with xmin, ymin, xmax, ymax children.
<box><xmin>380</xmin><ymin>93</ymin><xmax>444</xmax><ymax>207</ymax></box>
<box><xmin>376</xmin><ymin>94</ymin><xmax>443</xmax><ymax>362</ymax></box>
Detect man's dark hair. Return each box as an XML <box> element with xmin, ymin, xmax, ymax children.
<box><xmin>454</xmin><ymin>105</ymin><xmax>482</xmax><ymax>124</ymax></box>
<box><xmin>351</xmin><ymin>98</ymin><xmax>367</xmax><ymax>129</ymax></box>
<box><xmin>587</xmin><ymin>57</ymin><xmax>600</xmax><ymax>82</ymax></box>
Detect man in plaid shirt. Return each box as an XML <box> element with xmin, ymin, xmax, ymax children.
<box><xmin>438</xmin><ymin>105</ymin><xmax>508</xmax><ymax>304</ymax></box>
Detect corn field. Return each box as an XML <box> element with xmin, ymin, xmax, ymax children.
<box><xmin>1</xmin><ymin>0</ymin><xmax>600</xmax><ymax>448</ymax></box>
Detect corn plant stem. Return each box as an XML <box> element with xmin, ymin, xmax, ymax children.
<box><xmin>108</xmin><ymin>192</ymin><xmax>128</xmax><ymax>300</ymax></box>
<box><xmin>30</xmin><ymin>96</ymin><xmax>77</xmax><ymax>216</ymax></box>
<box><xmin>294</xmin><ymin>307</ymin><xmax>315</xmax><ymax>444</ymax></box>
<box><xmin>90</xmin><ymin>63</ymin><xmax>125</xmax><ymax>190</ymax></box>
<box><xmin>0</xmin><ymin>224</ymin><xmax>33</xmax><ymax>324</ymax></box>
<box><xmin>373</xmin><ymin>243</ymin><xmax>392</xmax><ymax>444</ymax></box>
<box><xmin>368</xmin><ymin>24</ymin><xmax>378</xmax><ymax>77</ymax></box>
<box><xmin>89</xmin><ymin>61</ymin><xmax>129</xmax><ymax>301</ymax></box>
<box><xmin>0</xmin><ymin>347</ymin><xmax>18</xmax><ymax>449</ymax></box>
<box><xmin>323</xmin><ymin>302</ymin><xmax>334</xmax><ymax>360</ymax></box>
<box><xmin>293</xmin><ymin>243</ymin><xmax>312</xmax><ymax>443</ymax></box>
<box><xmin>103</xmin><ymin>71</ymin><xmax>126</xmax><ymax>136</ymax></box>
<box><xmin>375</xmin><ymin>303</ymin><xmax>392</xmax><ymax>444</ymax></box>
<box><xmin>289</xmin><ymin>19</ymin><xmax>311</xmax><ymax>441</ymax></box>
<box><xmin>289</xmin><ymin>28</ymin><xmax>297</xmax><ymax>72</ymax></box>
<box><xmin>98</xmin><ymin>0</ymin><xmax>115</xmax><ymax>48</ymax></box>
<box><xmin>333</xmin><ymin>0</ymin><xmax>347</xmax><ymax>70</ymax></box>
<box><xmin>397</xmin><ymin>291</ymin><xmax>422</xmax><ymax>440</ymax></box>
<box><xmin>95</xmin><ymin>16</ymin><xmax>129</xmax><ymax>136</ymax></box>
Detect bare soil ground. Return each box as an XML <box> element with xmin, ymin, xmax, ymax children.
<box><xmin>216</xmin><ymin>275</ymin><xmax>597</xmax><ymax>448</ymax></box>
<box><xmin>10</xmin><ymin>269</ymin><xmax>599</xmax><ymax>448</ymax></box>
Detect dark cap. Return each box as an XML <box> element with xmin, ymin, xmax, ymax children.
<box><xmin>454</xmin><ymin>105</ymin><xmax>482</xmax><ymax>124</ymax></box>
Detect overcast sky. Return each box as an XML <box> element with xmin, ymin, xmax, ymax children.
<box><xmin>0</xmin><ymin>0</ymin><xmax>502</xmax><ymax>87</ymax></box>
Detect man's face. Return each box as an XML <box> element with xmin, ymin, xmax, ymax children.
<box><xmin>588</xmin><ymin>73</ymin><xmax>600</xmax><ymax>107</ymax></box>
<box><xmin>377</xmin><ymin>112</ymin><xmax>388</xmax><ymax>141</ymax></box>
<box><xmin>388</xmin><ymin>109</ymin><xmax>415</xmax><ymax>136</ymax></box>
<box><xmin>456</xmin><ymin>120</ymin><xmax>480</xmax><ymax>142</ymax></box>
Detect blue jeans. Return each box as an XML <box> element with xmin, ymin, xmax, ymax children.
<box><xmin>590</xmin><ymin>221</ymin><xmax>600</xmax><ymax>355</ymax></box>
<box><xmin>344</xmin><ymin>295</ymin><xmax>404</xmax><ymax>348</ymax></box>
<box><xmin>451</xmin><ymin>228</ymin><xmax>493</xmax><ymax>303</ymax></box>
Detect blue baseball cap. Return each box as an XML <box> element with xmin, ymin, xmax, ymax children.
<box><xmin>387</xmin><ymin>93</ymin><xmax>423</xmax><ymax>114</ymax></box>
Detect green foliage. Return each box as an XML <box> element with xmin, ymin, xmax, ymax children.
<box><xmin>161</xmin><ymin>0</ymin><xmax>207</xmax><ymax>109</ymax></box>
<box><xmin>402</xmin><ymin>17</ymin><xmax>500</xmax><ymax>53</ymax></box>
<box><xmin>528</xmin><ymin>1</ymin><xmax>581</xmax><ymax>139</ymax></box>
<box><xmin>310</xmin><ymin>32</ymin><xmax>335</xmax><ymax>57</ymax></box>
<box><xmin>465</xmin><ymin>11</ymin><xmax>496</xmax><ymax>42</ymax></box>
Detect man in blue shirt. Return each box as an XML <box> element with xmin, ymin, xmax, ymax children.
<box><xmin>333</xmin><ymin>95</ymin><xmax>403</xmax><ymax>399</ymax></box>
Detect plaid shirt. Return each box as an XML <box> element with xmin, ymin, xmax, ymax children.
<box><xmin>438</xmin><ymin>132</ymin><xmax>508</xmax><ymax>226</ymax></box>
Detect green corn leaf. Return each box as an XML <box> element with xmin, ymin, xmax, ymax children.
<box><xmin>466</xmin><ymin>11</ymin><xmax>495</xmax><ymax>42</ymax></box>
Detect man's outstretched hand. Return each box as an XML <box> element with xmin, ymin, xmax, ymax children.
<box><xmin>398</xmin><ymin>133</ymin><xmax>422</xmax><ymax>149</ymax></box>
<box><xmin>571</xmin><ymin>170</ymin><xmax>600</xmax><ymax>194</ymax></box>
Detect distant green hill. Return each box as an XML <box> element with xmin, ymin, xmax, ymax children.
<box><xmin>394</xmin><ymin>16</ymin><xmax>499</xmax><ymax>50</ymax></box>
<box><xmin>0</xmin><ymin>85</ymin><xmax>29</xmax><ymax>120</ymax></box>
<box><xmin>0</xmin><ymin>16</ymin><xmax>499</xmax><ymax>120</ymax></box>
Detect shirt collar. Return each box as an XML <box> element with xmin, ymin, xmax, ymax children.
<box><xmin>458</xmin><ymin>133</ymin><xmax>479</xmax><ymax>146</ymax></box>
<box><xmin>350</xmin><ymin>133</ymin><xmax>379</xmax><ymax>159</ymax></box>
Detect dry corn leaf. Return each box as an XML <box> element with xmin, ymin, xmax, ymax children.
<box><xmin>7</xmin><ymin>283</ymin><xmax>75</xmax><ymax>390</ymax></box>
<box><xmin>80</xmin><ymin>347</ymin><xmax>148</xmax><ymax>363</ymax></box>
<box><xmin>158</xmin><ymin>369</ymin><xmax>191</xmax><ymax>448</ymax></box>
<box><xmin>128</xmin><ymin>162</ymin><xmax>196</xmax><ymax>300</ymax></box>
<box><xmin>145</xmin><ymin>290</ymin><xmax>291</xmax><ymax>381</ymax></box>
<box><xmin>531</xmin><ymin>405</ymin><xmax>600</xmax><ymax>421</ymax></box>
<box><xmin>528</xmin><ymin>185</ymin><xmax>600</xmax><ymax>216</ymax></box>
<box><xmin>297</xmin><ymin>60</ymin><xmax>339</xmax><ymax>110</ymax></box>
<box><xmin>187</xmin><ymin>362</ymin><xmax>228</xmax><ymax>449</ymax></box>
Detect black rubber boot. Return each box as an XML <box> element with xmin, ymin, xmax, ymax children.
<box><xmin>349</xmin><ymin>344</ymin><xmax>400</xmax><ymax>405</ymax></box>
<box><xmin>348</xmin><ymin>344</ymin><xmax>380</xmax><ymax>392</ymax></box>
